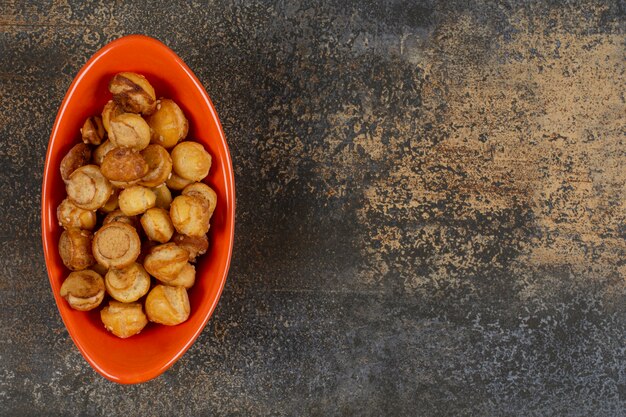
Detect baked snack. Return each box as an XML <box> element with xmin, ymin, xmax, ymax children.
<box><xmin>166</xmin><ymin>263</ymin><xmax>196</xmax><ymax>289</ymax></box>
<box><xmin>139</xmin><ymin>144</ymin><xmax>172</xmax><ymax>187</ymax></box>
<box><xmin>118</xmin><ymin>185</ymin><xmax>156</xmax><ymax>216</ymax></box>
<box><xmin>101</xmin><ymin>147</ymin><xmax>148</xmax><ymax>184</ymax></box>
<box><xmin>171</xmin><ymin>142</ymin><xmax>211</xmax><ymax>181</ymax></box>
<box><xmin>140</xmin><ymin>208</ymin><xmax>174</xmax><ymax>243</ymax></box>
<box><xmin>57</xmin><ymin>198</ymin><xmax>97</xmax><ymax>230</ymax></box>
<box><xmin>60</xmin><ymin>143</ymin><xmax>92</xmax><ymax>182</ymax></box>
<box><xmin>146</xmin><ymin>99</ymin><xmax>188</xmax><ymax>149</ymax></box>
<box><xmin>59</xmin><ymin>229</ymin><xmax>95</xmax><ymax>271</ymax></box>
<box><xmin>92</xmin><ymin>222</ymin><xmax>141</xmax><ymax>269</ymax></box>
<box><xmin>165</xmin><ymin>172</ymin><xmax>193</xmax><ymax>190</ymax></box>
<box><xmin>170</xmin><ymin>195</ymin><xmax>210</xmax><ymax>237</ymax></box>
<box><xmin>101</xmin><ymin>100</ymin><xmax>123</xmax><ymax>135</ymax></box>
<box><xmin>143</xmin><ymin>243</ymin><xmax>189</xmax><ymax>282</ymax></box>
<box><xmin>182</xmin><ymin>182</ymin><xmax>217</xmax><ymax>218</ymax></box>
<box><xmin>152</xmin><ymin>184</ymin><xmax>172</xmax><ymax>210</ymax></box>
<box><xmin>104</xmin><ymin>263</ymin><xmax>151</xmax><ymax>303</ymax></box>
<box><xmin>60</xmin><ymin>270</ymin><xmax>105</xmax><ymax>311</ymax></box>
<box><xmin>81</xmin><ymin>116</ymin><xmax>105</xmax><ymax>145</ymax></box>
<box><xmin>109</xmin><ymin>113</ymin><xmax>151</xmax><ymax>151</ymax></box>
<box><xmin>171</xmin><ymin>233</ymin><xmax>208</xmax><ymax>262</ymax></box>
<box><xmin>109</xmin><ymin>72</ymin><xmax>156</xmax><ymax>115</ymax></box>
<box><xmin>65</xmin><ymin>165</ymin><xmax>113</xmax><ymax>210</ymax></box>
<box><xmin>145</xmin><ymin>285</ymin><xmax>190</xmax><ymax>325</ymax></box>
<box><xmin>100</xmin><ymin>301</ymin><xmax>148</xmax><ymax>338</ymax></box>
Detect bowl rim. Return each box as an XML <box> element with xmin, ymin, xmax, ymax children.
<box><xmin>40</xmin><ymin>34</ymin><xmax>236</xmax><ymax>384</ymax></box>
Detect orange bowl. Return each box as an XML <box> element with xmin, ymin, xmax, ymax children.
<box><xmin>41</xmin><ymin>35</ymin><xmax>235</xmax><ymax>384</ymax></box>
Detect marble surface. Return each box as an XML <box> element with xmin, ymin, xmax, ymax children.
<box><xmin>0</xmin><ymin>1</ymin><xmax>624</xmax><ymax>415</ymax></box>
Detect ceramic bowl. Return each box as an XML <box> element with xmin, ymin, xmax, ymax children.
<box><xmin>41</xmin><ymin>35</ymin><xmax>235</xmax><ymax>384</ymax></box>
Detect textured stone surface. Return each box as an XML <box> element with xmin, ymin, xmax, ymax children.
<box><xmin>1</xmin><ymin>0</ymin><xmax>625</xmax><ymax>415</ymax></box>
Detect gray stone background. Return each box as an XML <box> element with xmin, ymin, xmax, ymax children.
<box><xmin>1</xmin><ymin>0</ymin><xmax>625</xmax><ymax>416</ymax></box>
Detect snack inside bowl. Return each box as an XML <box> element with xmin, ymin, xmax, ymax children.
<box><xmin>41</xmin><ymin>35</ymin><xmax>235</xmax><ymax>384</ymax></box>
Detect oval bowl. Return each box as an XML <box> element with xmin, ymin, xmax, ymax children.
<box><xmin>41</xmin><ymin>35</ymin><xmax>235</xmax><ymax>384</ymax></box>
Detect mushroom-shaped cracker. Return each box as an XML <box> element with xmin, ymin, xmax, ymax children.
<box><xmin>145</xmin><ymin>285</ymin><xmax>190</xmax><ymax>326</ymax></box>
<box><xmin>143</xmin><ymin>243</ymin><xmax>188</xmax><ymax>282</ymax></box>
<box><xmin>81</xmin><ymin>116</ymin><xmax>105</xmax><ymax>145</ymax></box>
<box><xmin>109</xmin><ymin>113</ymin><xmax>151</xmax><ymax>151</ymax></box>
<box><xmin>59</xmin><ymin>228</ymin><xmax>95</xmax><ymax>271</ymax></box>
<box><xmin>118</xmin><ymin>185</ymin><xmax>156</xmax><ymax>216</ymax></box>
<box><xmin>60</xmin><ymin>143</ymin><xmax>92</xmax><ymax>182</ymax></box>
<box><xmin>165</xmin><ymin>172</ymin><xmax>193</xmax><ymax>191</ymax></box>
<box><xmin>60</xmin><ymin>270</ymin><xmax>105</xmax><ymax>311</ymax></box>
<box><xmin>56</xmin><ymin>198</ymin><xmax>97</xmax><ymax>230</ymax></box>
<box><xmin>140</xmin><ymin>207</ymin><xmax>174</xmax><ymax>243</ymax></box>
<box><xmin>92</xmin><ymin>222</ymin><xmax>141</xmax><ymax>269</ymax></box>
<box><xmin>146</xmin><ymin>99</ymin><xmax>188</xmax><ymax>149</ymax></box>
<box><xmin>65</xmin><ymin>165</ymin><xmax>113</xmax><ymax>210</ymax></box>
<box><xmin>171</xmin><ymin>142</ymin><xmax>211</xmax><ymax>182</ymax></box>
<box><xmin>166</xmin><ymin>263</ymin><xmax>196</xmax><ymax>289</ymax></box>
<box><xmin>169</xmin><ymin>195</ymin><xmax>210</xmax><ymax>237</ymax></box>
<box><xmin>101</xmin><ymin>100</ymin><xmax>123</xmax><ymax>136</ymax></box>
<box><xmin>100</xmin><ymin>301</ymin><xmax>148</xmax><ymax>338</ymax></box>
<box><xmin>101</xmin><ymin>147</ymin><xmax>149</xmax><ymax>184</ymax></box>
<box><xmin>104</xmin><ymin>262</ymin><xmax>151</xmax><ymax>303</ymax></box>
<box><xmin>109</xmin><ymin>72</ymin><xmax>157</xmax><ymax>115</ymax></box>
<box><xmin>182</xmin><ymin>182</ymin><xmax>217</xmax><ymax>218</ymax></box>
